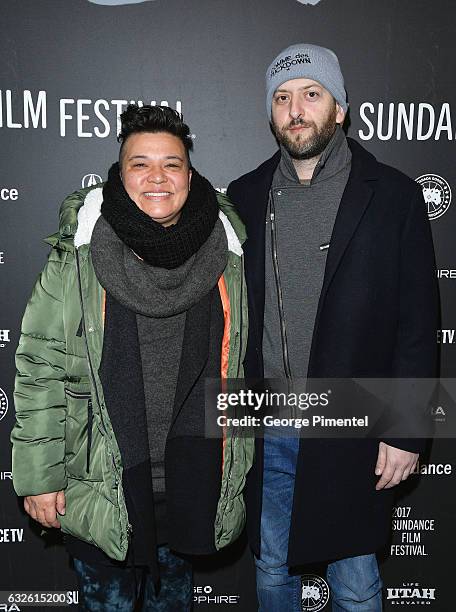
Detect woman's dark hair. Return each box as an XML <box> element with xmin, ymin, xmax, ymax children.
<box><xmin>118</xmin><ymin>104</ymin><xmax>193</xmax><ymax>165</ymax></box>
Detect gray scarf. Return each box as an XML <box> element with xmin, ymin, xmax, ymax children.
<box><xmin>90</xmin><ymin>215</ymin><xmax>228</xmax><ymax>317</ymax></box>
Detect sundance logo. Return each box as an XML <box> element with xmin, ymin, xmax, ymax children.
<box><xmin>437</xmin><ymin>329</ymin><xmax>455</xmax><ymax>344</ymax></box>
<box><xmin>411</xmin><ymin>461</ymin><xmax>452</xmax><ymax>476</ymax></box>
<box><xmin>0</xmin><ymin>528</ymin><xmax>24</xmax><ymax>543</ymax></box>
<box><xmin>387</xmin><ymin>582</ymin><xmax>436</xmax><ymax>604</ymax></box>
<box><xmin>0</xmin><ymin>188</ymin><xmax>18</xmax><ymax>201</ymax></box>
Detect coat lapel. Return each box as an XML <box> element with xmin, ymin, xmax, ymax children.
<box><xmin>313</xmin><ymin>138</ymin><xmax>379</xmax><ymax>332</ymax></box>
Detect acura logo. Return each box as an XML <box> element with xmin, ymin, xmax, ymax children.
<box><xmin>82</xmin><ymin>174</ymin><xmax>103</xmax><ymax>188</ymax></box>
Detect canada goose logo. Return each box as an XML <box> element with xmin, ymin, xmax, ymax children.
<box><xmin>88</xmin><ymin>0</ymin><xmax>156</xmax><ymax>5</ymax></box>
<box><xmin>301</xmin><ymin>575</ymin><xmax>330</xmax><ymax>611</ymax></box>
<box><xmin>416</xmin><ymin>174</ymin><xmax>452</xmax><ymax>221</ymax></box>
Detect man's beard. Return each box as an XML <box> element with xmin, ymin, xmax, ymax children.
<box><xmin>272</xmin><ymin>107</ymin><xmax>338</xmax><ymax>160</ymax></box>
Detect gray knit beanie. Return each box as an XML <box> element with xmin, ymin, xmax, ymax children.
<box><xmin>266</xmin><ymin>43</ymin><xmax>348</xmax><ymax>118</ymax></box>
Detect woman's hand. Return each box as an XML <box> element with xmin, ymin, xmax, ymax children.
<box><xmin>24</xmin><ymin>491</ymin><xmax>66</xmax><ymax>528</ymax></box>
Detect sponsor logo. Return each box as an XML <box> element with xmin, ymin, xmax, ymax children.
<box><xmin>416</xmin><ymin>174</ymin><xmax>452</xmax><ymax>220</ymax></box>
<box><xmin>301</xmin><ymin>575</ymin><xmax>330</xmax><ymax>612</ymax></box>
<box><xmin>0</xmin><ymin>471</ymin><xmax>12</xmax><ymax>481</ymax></box>
<box><xmin>88</xmin><ymin>0</ymin><xmax>155</xmax><ymax>4</ymax></box>
<box><xmin>0</xmin><ymin>388</ymin><xmax>8</xmax><ymax>421</ymax></box>
<box><xmin>0</xmin><ymin>188</ymin><xmax>18</xmax><ymax>201</ymax></box>
<box><xmin>0</xmin><ymin>528</ymin><xmax>24</xmax><ymax>543</ymax></box>
<box><xmin>411</xmin><ymin>461</ymin><xmax>451</xmax><ymax>475</ymax></box>
<box><xmin>193</xmin><ymin>585</ymin><xmax>239</xmax><ymax>605</ymax></box>
<box><xmin>0</xmin><ymin>252</ymin><xmax>4</xmax><ymax>264</ymax></box>
<box><xmin>0</xmin><ymin>330</ymin><xmax>11</xmax><ymax>348</ymax></box>
<box><xmin>358</xmin><ymin>102</ymin><xmax>455</xmax><ymax>141</ymax></box>
<box><xmin>437</xmin><ymin>269</ymin><xmax>456</xmax><ymax>279</ymax></box>
<box><xmin>81</xmin><ymin>174</ymin><xmax>103</xmax><ymax>188</ymax></box>
<box><xmin>431</xmin><ymin>405</ymin><xmax>446</xmax><ymax>423</ymax></box>
<box><xmin>0</xmin><ymin>605</ymin><xmax>20</xmax><ymax>611</ymax></box>
<box><xmin>386</xmin><ymin>582</ymin><xmax>436</xmax><ymax>604</ymax></box>
<box><xmin>437</xmin><ymin>329</ymin><xmax>455</xmax><ymax>344</ymax></box>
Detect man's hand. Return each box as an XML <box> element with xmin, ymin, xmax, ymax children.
<box><xmin>375</xmin><ymin>442</ymin><xmax>418</xmax><ymax>490</ymax></box>
<box><xmin>24</xmin><ymin>491</ymin><xmax>66</xmax><ymax>529</ymax></box>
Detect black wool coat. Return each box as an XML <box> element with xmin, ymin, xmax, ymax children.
<box><xmin>227</xmin><ymin>137</ymin><xmax>439</xmax><ymax>566</ymax></box>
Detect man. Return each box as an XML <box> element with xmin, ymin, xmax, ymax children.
<box><xmin>227</xmin><ymin>44</ymin><xmax>438</xmax><ymax>611</ymax></box>
<box><xmin>12</xmin><ymin>105</ymin><xmax>252</xmax><ymax>611</ymax></box>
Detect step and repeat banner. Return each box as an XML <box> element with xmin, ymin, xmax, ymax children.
<box><xmin>1</xmin><ymin>0</ymin><xmax>455</xmax><ymax>610</ymax></box>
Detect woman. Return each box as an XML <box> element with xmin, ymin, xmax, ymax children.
<box><xmin>11</xmin><ymin>104</ymin><xmax>253</xmax><ymax>610</ymax></box>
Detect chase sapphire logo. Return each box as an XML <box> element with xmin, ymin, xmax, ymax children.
<box><xmin>301</xmin><ymin>575</ymin><xmax>330</xmax><ymax>611</ymax></box>
<box><xmin>88</xmin><ymin>0</ymin><xmax>156</xmax><ymax>5</ymax></box>
<box><xmin>0</xmin><ymin>388</ymin><xmax>8</xmax><ymax>422</ymax></box>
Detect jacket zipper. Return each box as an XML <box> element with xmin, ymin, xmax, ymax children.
<box><xmin>269</xmin><ymin>193</ymin><xmax>292</xmax><ymax>380</ymax></box>
<box><xmin>236</xmin><ymin>255</ymin><xmax>244</xmax><ymax>378</ymax></box>
<box><xmin>75</xmin><ymin>249</ymin><xmax>131</xmax><ymax>542</ymax></box>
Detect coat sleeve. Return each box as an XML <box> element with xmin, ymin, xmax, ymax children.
<box><xmin>385</xmin><ymin>185</ymin><xmax>439</xmax><ymax>453</ymax></box>
<box><xmin>11</xmin><ymin>249</ymin><xmax>68</xmax><ymax>496</ymax></box>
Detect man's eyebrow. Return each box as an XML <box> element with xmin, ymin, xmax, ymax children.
<box><xmin>275</xmin><ymin>84</ymin><xmax>322</xmax><ymax>93</ymax></box>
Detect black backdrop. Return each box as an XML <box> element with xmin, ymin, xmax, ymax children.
<box><xmin>1</xmin><ymin>1</ymin><xmax>455</xmax><ymax>610</ymax></box>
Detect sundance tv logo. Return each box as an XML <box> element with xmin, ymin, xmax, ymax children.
<box><xmin>387</xmin><ymin>582</ymin><xmax>436</xmax><ymax>604</ymax></box>
<box><xmin>416</xmin><ymin>174</ymin><xmax>452</xmax><ymax>221</ymax></box>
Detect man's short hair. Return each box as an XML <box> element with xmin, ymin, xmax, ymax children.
<box><xmin>118</xmin><ymin>104</ymin><xmax>193</xmax><ymax>165</ymax></box>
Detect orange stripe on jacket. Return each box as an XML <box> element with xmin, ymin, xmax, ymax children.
<box><xmin>218</xmin><ymin>275</ymin><xmax>231</xmax><ymax>476</ymax></box>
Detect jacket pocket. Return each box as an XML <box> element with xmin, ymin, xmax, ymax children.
<box><xmin>64</xmin><ymin>389</ymin><xmax>101</xmax><ymax>481</ymax></box>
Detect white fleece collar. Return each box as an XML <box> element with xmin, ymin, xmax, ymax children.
<box><xmin>73</xmin><ymin>187</ymin><xmax>243</xmax><ymax>255</ymax></box>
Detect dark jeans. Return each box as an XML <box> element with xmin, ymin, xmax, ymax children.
<box><xmin>256</xmin><ymin>434</ymin><xmax>383</xmax><ymax>611</ymax></box>
<box><xmin>73</xmin><ymin>546</ymin><xmax>193</xmax><ymax>611</ymax></box>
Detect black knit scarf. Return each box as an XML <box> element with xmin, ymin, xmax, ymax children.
<box><xmin>101</xmin><ymin>162</ymin><xmax>219</xmax><ymax>269</ymax></box>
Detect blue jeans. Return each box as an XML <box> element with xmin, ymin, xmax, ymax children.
<box><xmin>73</xmin><ymin>546</ymin><xmax>192</xmax><ymax>611</ymax></box>
<box><xmin>256</xmin><ymin>435</ymin><xmax>382</xmax><ymax>611</ymax></box>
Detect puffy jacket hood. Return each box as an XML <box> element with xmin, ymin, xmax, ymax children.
<box><xmin>45</xmin><ymin>184</ymin><xmax>247</xmax><ymax>254</ymax></box>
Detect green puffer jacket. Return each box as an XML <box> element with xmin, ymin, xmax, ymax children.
<box><xmin>11</xmin><ymin>185</ymin><xmax>253</xmax><ymax>561</ymax></box>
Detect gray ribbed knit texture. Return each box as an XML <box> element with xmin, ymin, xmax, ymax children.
<box><xmin>263</xmin><ymin>126</ymin><xmax>351</xmax><ymax>379</ymax></box>
<box><xmin>91</xmin><ymin>216</ymin><xmax>228</xmax><ymax>493</ymax></box>
<box><xmin>266</xmin><ymin>43</ymin><xmax>348</xmax><ymax>117</ymax></box>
